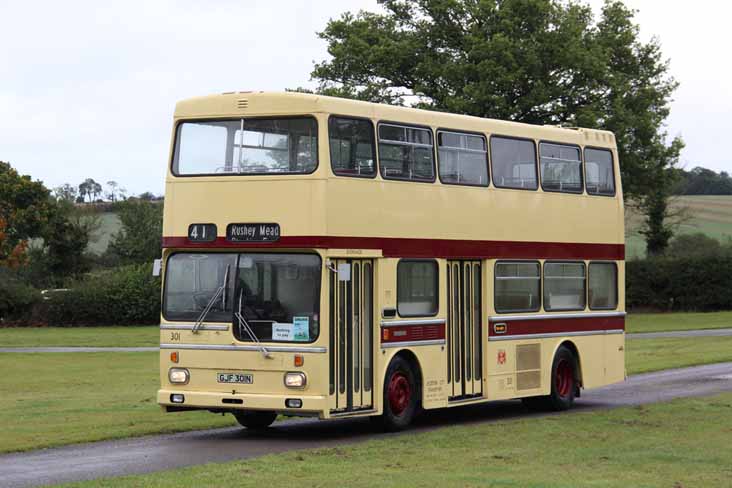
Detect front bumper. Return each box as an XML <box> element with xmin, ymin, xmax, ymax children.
<box><xmin>158</xmin><ymin>389</ymin><xmax>328</xmax><ymax>417</ymax></box>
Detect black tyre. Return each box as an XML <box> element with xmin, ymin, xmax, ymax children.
<box><xmin>522</xmin><ymin>345</ymin><xmax>578</xmax><ymax>412</ymax></box>
<box><xmin>233</xmin><ymin>410</ymin><xmax>277</xmax><ymax>430</ymax></box>
<box><xmin>376</xmin><ymin>356</ymin><xmax>419</xmax><ymax>432</ymax></box>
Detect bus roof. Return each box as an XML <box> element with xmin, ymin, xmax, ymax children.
<box><xmin>174</xmin><ymin>91</ymin><xmax>617</xmax><ymax>149</ymax></box>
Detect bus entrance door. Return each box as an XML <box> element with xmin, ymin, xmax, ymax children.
<box><xmin>447</xmin><ymin>261</ymin><xmax>483</xmax><ymax>401</ymax></box>
<box><xmin>328</xmin><ymin>259</ymin><xmax>375</xmax><ymax>413</ymax></box>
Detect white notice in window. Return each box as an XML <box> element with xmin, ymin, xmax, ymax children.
<box><xmin>272</xmin><ymin>323</ymin><xmax>294</xmax><ymax>341</ymax></box>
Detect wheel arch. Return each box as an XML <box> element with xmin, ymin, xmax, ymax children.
<box><xmin>384</xmin><ymin>349</ymin><xmax>424</xmax><ymax>406</ymax></box>
<box><xmin>553</xmin><ymin>340</ymin><xmax>583</xmax><ymax>388</ymax></box>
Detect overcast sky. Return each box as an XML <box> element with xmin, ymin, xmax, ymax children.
<box><xmin>1</xmin><ymin>0</ymin><xmax>729</xmax><ymax>196</ymax></box>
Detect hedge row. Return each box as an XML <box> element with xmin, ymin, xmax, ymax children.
<box><xmin>0</xmin><ymin>264</ymin><xmax>160</xmax><ymax>326</ymax></box>
<box><xmin>3</xmin><ymin>256</ymin><xmax>730</xmax><ymax>326</ymax></box>
<box><xmin>626</xmin><ymin>255</ymin><xmax>732</xmax><ymax>311</ymax></box>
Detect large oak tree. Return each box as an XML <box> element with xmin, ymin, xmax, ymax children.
<box><xmin>311</xmin><ymin>0</ymin><xmax>682</xmax><ymax>254</ymax></box>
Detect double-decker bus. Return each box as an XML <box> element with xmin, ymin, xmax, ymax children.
<box><xmin>158</xmin><ymin>91</ymin><xmax>624</xmax><ymax>431</ymax></box>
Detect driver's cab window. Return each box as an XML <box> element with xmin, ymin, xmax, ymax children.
<box><xmin>234</xmin><ymin>254</ymin><xmax>322</xmax><ymax>343</ymax></box>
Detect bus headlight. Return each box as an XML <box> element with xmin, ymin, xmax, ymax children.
<box><xmin>284</xmin><ymin>372</ymin><xmax>307</xmax><ymax>389</ymax></box>
<box><xmin>169</xmin><ymin>368</ymin><xmax>190</xmax><ymax>385</ymax></box>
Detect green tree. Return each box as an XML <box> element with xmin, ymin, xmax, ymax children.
<box><xmin>107</xmin><ymin>200</ymin><xmax>163</xmax><ymax>264</ymax></box>
<box><xmin>311</xmin><ymin>0</ymin><xmax>683</xmax><ymax>253</ymax></box>
<box><xmin>79</xmin><ymin>178</ymin><xmax>102</xmax><ymax>203</ymax></box>
<box><xmin>0</xmin><ymin>161</ymin><xmax>53</xmax><ymax>267</ymax></box>
<box><xmin>53</xmin><ymin>183</ymin><xmax>78</xmax><ymax>202</ymax></box>
<box><xmin>45</xmin><ymin>201</ymin><xmax>99</xmax><ymax>277</ymax></box>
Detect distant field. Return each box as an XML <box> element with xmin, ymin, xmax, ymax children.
<box><xmin>87</xmin><ymin>211</ymin><xmax>121</xmax><ymax>255</ymax></box>
<box><xmin>626</xmin><ymin>195</ymin><xmax>732</xmax><ymax>259</ymax></box>
<box><xmin>87</xmin><ymin>197</ymin><xmax>732</xmax><ymax>259</ymax></box>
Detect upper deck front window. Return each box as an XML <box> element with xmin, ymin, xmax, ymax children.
<box><xmin>172</xmin><ymin>117</ymin><xmax>318</xmax><ymax>176</ymax></box>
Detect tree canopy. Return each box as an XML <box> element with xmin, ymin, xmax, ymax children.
<box><xmin>0</xmin><ymin>161</ymin><xmax>53</xmax><ymax>267</ymax></box>
<box><xmin>311</xmin><ymin>0</ymin><xmax>682</xmax><ymax>203</ymax></box>
<box><xmin>106</xmin><ymin>200</ymin><xmax>163</xmax><ymax>264</ymax></box>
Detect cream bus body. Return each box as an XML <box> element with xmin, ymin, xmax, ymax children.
<box><xmin>158</xmin><ymin>91</ymin><xmax>624</xmax><ymax>428</ymax></box>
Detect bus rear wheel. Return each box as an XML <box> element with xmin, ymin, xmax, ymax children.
<box><xmin>522</xmin><ymin>345</ymin><xmax>578</xmax><ymax>411</ymax></box>
<box><xmin>233</xmin><ymin>410</ymin><xmax>277</xmax><ymax>430</ymax></box>
<box><xmin>376</xmin><ymin>356</ymin><xmax>418</xmax><ymax>432</ymax></box>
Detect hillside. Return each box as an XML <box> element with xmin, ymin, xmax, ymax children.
<box><xmin>85</xmin><ymin>197</ymin><xmax>732</xmax><ymax>259</ymax></box>
<box><xmin>626</xmin><ymin>195</ymin><xmax>732</xmax><ymax>259</ymax></box>
<box><xmin>87</xmin><ymin>212</ymin><xmax>121</xmax><ymax>255</ymax></box>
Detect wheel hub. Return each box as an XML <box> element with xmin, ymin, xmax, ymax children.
<box><xmin>387</xmin><ymin>372</ymin><xmax>411</xmax><ymax>416</ymax></box>
<box><xmin>555</xmin><ymin>358</ymin><xmax>573</xmax><ymax>398</ymax></box>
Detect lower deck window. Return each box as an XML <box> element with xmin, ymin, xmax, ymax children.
<box><xmin>589</xmin><ymin>262</ymin><xmax>618</xmax><ymax>309</ymax></box>
<box><xmin>544</xmin><ymin>262</ymin><xmax>586</xmax><ymax>311</ymax></box>
<box><xmin>494</xmin><ymin>261</ymin><xmax>540</xmax><ymax>313</ymax></box>
<box><xmin>397</xmin><ymin>260</ymin><xmax>438</xmax><ymax>316</ymax></box>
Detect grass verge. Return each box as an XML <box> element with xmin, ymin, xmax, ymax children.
<box><xmin>626</xmin><ymin>335</ymin><xmax>732</xmax><ymax>375</ymax></box>
<box><xmin>1</xmin><ymin>311</ymin><xmax>730</xmax><ymax>349</ymax></box>
<box><xmin>61</xmin><ymin>392</ymin><xmax>732</xmax><ymax>488</ymax></box>
<box><xmin>625</xmin><ymin>311</ymin><xmax>732</xmax><ymax>333</ymax></box>
<box><xmin>0</xmin><ymin>352</ymin><xmax>234</xmax><ymax>453</ymax></box>
<box><xmin>2</xmin><ymin>335</ymin><xmax>731</xmax><ymax>455</ymax></box>
<box><xmin>0</xmin><ymin>326</ymin><xmax>158</xmax><ymax>347</ymax></box>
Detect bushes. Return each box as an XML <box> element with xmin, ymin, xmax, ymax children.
<box><xmin>627</xmin><ymin>256</ymin><xmax>732</xmax><ymax>311</ymax></box>
<box><xmin>0</xmin><ymin>270</ymin><xmax>42</xmax><ymax>322</ymax></box>
<box><xmin>45</xmin><ymin>264</ymin><xmax>161</xmax><ymax>326</ymax></box>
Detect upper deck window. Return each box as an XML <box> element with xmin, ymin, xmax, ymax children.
<box><xmin>585</xmin><ymin>148</ymin><xmax>615</xmax><ymax>196</ymax></box>
<box><xmin>328</xmin><ymin>117</ymin><xmax>376</xmax><ymax>177</ymax></box>
<box><xmin>378</xmin><ymin>123</ymin><xmax>435</xmax><ymax>182</ymax></box>
<box><xmin>172</xmin><ymin>117</ymin><xmax>318</xmax><ymax>176</ymax></box>
<box><xmin>490</xmin><ymin>136</ymin><xmax>538</xmax><ymax>190</ymax></box>
<box><xmin>540</xmin><ymin>143</ymin><xmax>582</xmax><ymax>193</ymax></box>
<box><xmin>437</xmin><ymin>131</ymin><xmax>489</xmax><ymax>186</ymax></box>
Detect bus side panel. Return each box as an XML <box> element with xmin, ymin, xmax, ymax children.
<box><xmin>604</xmin><ymin>333</ymin><xmax>626</xmax><ymax>384</ymax></box>
<box><xmin>375</xmin><ymin>258</ymin><xmax>450</xmax><ymax>411</ymax></box>
<box><xmin>484</xmin><ymin>334</ymin><xmax>618</xmax><ymax>402</ymax></box>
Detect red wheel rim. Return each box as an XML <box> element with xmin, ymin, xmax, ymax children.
<box><xmin>555</xmin><ymin>359</ymin><xmax>573</xmax><ymax>398</ymax></box>
<box><xmin>387</xmin><ymin>371</ymin><xmax>411</xmax><ymax>416</ymax></box>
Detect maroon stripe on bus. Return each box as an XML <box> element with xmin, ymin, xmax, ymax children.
<box><xmin>162</xmin><ymin>236</ymin><xmax>624</xmax><ymax>260</ymax></box>
<box><xmin>488</xmin><ymin>315</ymin><xmax>625</xmax><ymax>337</ymax></box>
<box><xmin>381</xmin><ymin>323</ymin><xmax>446</xmax><ymax>343</ymax></box>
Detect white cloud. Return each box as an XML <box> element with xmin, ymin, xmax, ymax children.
<box><xmin>0</xmin><ymin>0</ymin><xmax>729</xmax><ymax>195</ymax></box>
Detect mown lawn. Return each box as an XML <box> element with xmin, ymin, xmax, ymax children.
<box><xmin>1</xmin><ymin>335</ymin><xmax>731</xmax><ymax>455</ymax></box>
<box><xmin>0</xmin><ymin>326</ymin><xmax>158</xmax><ymax>347</ymax></box>
<box><xmin>626</xmin><ymin>311</ymin><xmax>732</xmax><ymax>333</ymax></box>
<box><xmin>0</xmin><ymin>352</ymin><xmax>235</xmax><ymax>454</ymax></box>
<box><xmin>61</xmin><ymin>392</ymin><xmax>732</xmax><ymax>488</ymax></box>
<box><xmin>626</xmin><ymin>335</ymin><xmax>732</xmax><ymax>375</ymax></box>
<box><xmin>1</xmin><ymin>310</ymin><xmax>730</xmax><ymax>349</ymax></box>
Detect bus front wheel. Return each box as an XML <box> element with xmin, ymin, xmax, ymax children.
<box><xmin>376</xmin><ymin>356</ymin><xmax>418</xmax><ymax>432</ymax></box>
<box><xmin>522</xmin><ymin>345</ymin><xmax>578</xmax><ymax>411</ymax></box>
<box><xmin>233</xmin><ymin>410</ymin><xmax>277</xmax><ymax>430</ymax></box>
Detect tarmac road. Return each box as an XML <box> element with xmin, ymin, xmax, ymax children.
<box><xmin>1</xmin><ymin>362</ymin><xmax>731</xmax><ymax>488</ymax></box>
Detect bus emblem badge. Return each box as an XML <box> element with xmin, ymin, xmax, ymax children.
<box><xmin>498</xmin><ymin>350</ymin><xmax>506</xmax><ymax>365</ymax></box>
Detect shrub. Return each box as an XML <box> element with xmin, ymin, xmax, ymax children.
<box><xmin>46</xmin><ymin>264</ymin><xmax>161</xmax><ymax>326</ymax></box>
<box><xmin>0</xmin><ymin>270</ymin><xmax>42</xmax><ymax>323</ymax></box>
<box><xmin>627</xmin><ymin>255</ymin><xmax>732</xmax><ymax>311</ymax></box>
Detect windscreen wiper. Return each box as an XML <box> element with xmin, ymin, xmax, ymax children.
<box><xmin>192</xmin><ymin>265</ymin><xmax>229</xmax><ymax>334</ymax></box>
<box><xmin>236</xmin><ymin>290</ymin><xmax>272</xmax><ymax>359</ymax></box>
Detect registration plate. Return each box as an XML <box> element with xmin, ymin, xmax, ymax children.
<box><xmin>217</xmin><ymin>373</ymin><xmax>253</xmax><ymax>384</ymax></box>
